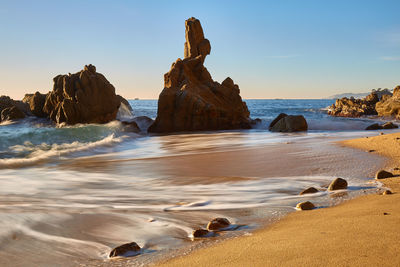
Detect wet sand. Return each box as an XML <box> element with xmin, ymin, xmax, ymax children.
<box><xmin>156</xmin><ymin>132</ymin><xmax>400</xmax><ymax>267</ymax></box>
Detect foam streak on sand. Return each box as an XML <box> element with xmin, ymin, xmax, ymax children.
<box><xmin>156</xmin><ymin>132</ymin><xmax>400</xmax><ymax>267</ymax></box>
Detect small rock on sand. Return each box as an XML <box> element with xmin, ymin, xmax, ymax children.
<box><xmin>383</xmin><ymin>190</ymin><xmax>393</xmax><ymax>195</ymax></box>
<box><xmin>300</xmin><ymin>187</ymin><xmax>319</xmax><ymax>195</ymax></box>
<box><xmin>296</xmin><ymin>201</ymin><xmax>315</xmax><ymax>210</ymax></box>
<box><xmin>207</xmin><ymin>218</ymin><xmax>230</xmax><ymax>231</ymax></box>
<box><xmin>375</xmin><ymin>170</ymin><xmax>394</xmax><ymax>179</ymax></box>
<box><xmin>328</xmin><ymin>178</ymin><xmax>348</xmax><ymax>191</ymax></box>
<box><xmin>109</xmin><ymin>242</ymin><xmax>141</xmax><ymax>258</ymax></box>
<box><xmin>192</xmin><ymin>229</ymin><xmax>210</xmax><ymax>238</ymax></box>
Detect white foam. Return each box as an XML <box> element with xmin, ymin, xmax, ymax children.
<box><xmin>0</xmin><ymin>134</ymin><xmax>125</xmax><ymax>168</ymax></box>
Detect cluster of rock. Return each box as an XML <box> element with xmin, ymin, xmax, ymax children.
<box><xmin>329</xmin><ymin>86</ymin><xmax>400</xmax><ymax>121</ymax></box>
<box><xmin>0</xmin><ymin>65</ymin><xmax>134</xmax><ymax>127</ymax></box>
<box><xmin>365</xmin><ymin>122</ymin><xmax>398</xmax><ymax>130</ymax></box>
<box><xmin>109</xmin><ymin>217</ymin><xmax>233</xmax><ymax>258</ymax></box>
<box><xmin>296</xmin><ymin>177</ymin><xmax>348</xmax><ymax>210</ymax></box>
<box><xmin>148</xmin><ymin>17</ymin><xmax>251</xmax><ymax>133</ymax></box>
<box><xmin>328</xmin><ymin>92</ymin><xmax>380</xmax><ymax>117</ymax></box>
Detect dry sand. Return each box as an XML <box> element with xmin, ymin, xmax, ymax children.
<box><xmin>156</xmin><ymin>132</ymin><xmax>400</xmax><ymax>267</ymax></box>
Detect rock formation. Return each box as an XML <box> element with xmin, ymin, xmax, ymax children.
<box><xmin>22</xmin><ymin>91</ymin><xmax>48</xmax><ymax>117</ymax></box>
<box><xmin>365</xmin><ymin>122</ymin><xmax>398</xmax><ymax>130</ymax></box>
<box><xmin>148</xmin><ymin>17</ymin><xmax>250</xmax><ymax>133</ymax></box>
<box><xmin>328</xmin><ymin>178</ymin><xmax>348</xmax><ymax>191</ymax></box>
<box><xmin>375</xmin><ymin>170</ymin><xmax>394</xmax><ymax>179</ymax></box>
<box><xmin>207</xmin><ymin>217</ymin><xmax>231</xmax><ymax>231</ymax></box>
<box><xmin>0</xmin><ymin>95</ymin><xmax>29</xmax><ymax>122</ymax></box>
<box><xmin>296</xmin><ymin>201</ymin><xmax>315</xmax><ymax>210</ymax></box>
<box><xmin>328</xmin><ymin>92</ymin><xmax>379</xmax><ymax>117</ymax></box>
<box><xmin>109</xmin><ymin>242</ymin><xmax>141</xmax><ymax>258</ymax></box>
<box><xmin>269</xmin><ymin>113</ymin><xmax>308</xmax><ymax>132</ymax></box>
<box><xmin>43</xmin><ymin>64</ymin><xmax>121</xmax><ymax>125</ymax></box>
<box><xmin>375</xmin><ymin>86</ymin><xmax>400</xmax><ymax>118</ymax></box>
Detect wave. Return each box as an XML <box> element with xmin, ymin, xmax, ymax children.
<box><xmin>0</xmin><ymin>134</ymin><xmax>125</xmax><ymax>169</ymax></box>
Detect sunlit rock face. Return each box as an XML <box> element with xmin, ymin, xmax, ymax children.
<box><xmin>148</xmin><ymin>17</ymin><xmax>250</xmax><ymax>133</ymax></box>
<box><xmin>43</xmin><ymin>64</ymin><xmax>121</xmax><ymax>125</ymax></box>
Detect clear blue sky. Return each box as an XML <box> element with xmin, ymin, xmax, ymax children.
<box><xmin>1</xmin><ymin>0</ymin><xmax>399</xmax><ymax>99</ymax></box>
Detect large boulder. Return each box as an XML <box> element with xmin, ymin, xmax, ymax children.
<box><xmin>375</xmin><ymin>86</ymin><xmax>400</xmax><ymax>118</ymax></box>
<box><xmin>269</xmin><ymin>114</ymin><xmax>308</xmax><ymax>132</ymax></box>
<box><xmin>1</xmin><ymin>106</ymin><xmax>25</xmax><ymax>121</ymax></box>
<box><xmin>328</xmin><ymin>92</ymin><xmax>379</xmax><ymax>117</ymax></box>
<box><xmin>43</xmin><ymin>64</ymin><xmax>121</xmax><ymax>125</ymax></box>
<box><xmin>148</xmin><ymin>17</ymin><xmax>250</xmax><ymax>133</ymax></box>
<box><xmin>22</xmin><ymin>91</ymin><xmax>48</xmax><ymax>117</ymax></box>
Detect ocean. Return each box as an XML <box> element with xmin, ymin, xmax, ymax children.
<box><xmin>0</xmin><ymin>99</ymin><xmax>395</xmax><ymax>266</ymax></box>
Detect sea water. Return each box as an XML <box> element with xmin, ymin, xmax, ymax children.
<box><xmin>0</xmin><ymin>99</ymin><xmax>395</xmax><ymax>266</ymax></box>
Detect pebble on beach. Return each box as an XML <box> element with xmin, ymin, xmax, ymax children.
<box><xmin>192</xmin><ymin>229</ymin><xmax>210</xmax><ymax>238</ymax></box>
<box><xmin>300</xmin><ymin>187</ymin><xmax>319</xmax><ymax>195</ymax></box>
<box><xmin>296</xmin><ymin>201</ymin><xmax>315</xmax><ymax>210</ymax></box>
<box><xmin>375</xmin><ymin>170</ymin><xmax>394</xmax><ymax>179</ymax></box>
<box><xmin>109</xmin><ymin>242</ymin><xmax>141</xmax><ymax>258</ymax></box>
<box><xmin>328</xmin><ymin>178</ymin><xmax>348</xmax><ymax>191</ymax></box>
<box><xmin>207</xmin><ymin>218</ymin><xmax>231</xmax><ymax>231</ymax></box>
<box><xmin>382</xmin><ymin>190</ymin><xmax>393</xmax><ymax>195</ymax></box>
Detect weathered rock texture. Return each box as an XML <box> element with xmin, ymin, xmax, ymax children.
<box><xmin>148</xmin><ymin>17</ymin><xmax>250</xmax><ymax>133</ymax></box>
<box><xmin>22</xmin><ymin>91</ymin><xmax>48</xmax><ymax>117</ymax></box>
<box><xmin>328</xmin><ymin>92</ymin><xmax>379</xmax><ymax>117</ymax></box>
<box><xmin>328</xmin><ymin>178</ymin><xmax>348</xmax><ymax>191</ymax></box>
<box><xmin>375</xmin><ymin>86</ymin><xmax>400</xmax><ymax>118</ymax></box>
<box><xmin>0</xmin><ymin>95</ymin><xmax>28</xmax><ymax>121</ymax></box>
<box><xmin>43</xmin><ymin>64</ymin><xmax>121</xmax><ymax>125</ymax></box>
<box><xmin>269</xmin><ymin>113</ymin><xmax>308</xmax><ymax>132</ymax></box>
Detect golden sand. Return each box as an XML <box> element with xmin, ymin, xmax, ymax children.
<box><xmin>156</xmin><ymin>132</ymin><xmax>400</xmax><ymax>267</ymax></box>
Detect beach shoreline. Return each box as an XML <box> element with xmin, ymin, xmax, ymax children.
<box><xmin>154</xmin><ymin>132</ymin><xmax>400</xmax><ymax>267</ymax></box>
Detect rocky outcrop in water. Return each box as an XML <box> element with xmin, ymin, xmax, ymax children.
<box><xmin>269</xmin><ymin>113</ymin><xmax>308</xmax><ymax>132</ymax></box>
<box><xmin>0</xmin><ymin>95</ymin><xmax>29</xmax><ymax>122</ymax></box>
<box><xmin>22</xmin><ymin>91</ymin><xmax>48</xmax><ymax>117</ymax></box>
<box><xmin>43</xmin><ymin>64</ymin><xmax>121</xmax><ymax>125</ymax></box>
<box><xmin>109</xmin><ymin>242</ymin><xmax>141</xmax><ymax>258</ymax></box>
<box><xmin>375</xmin><ymin>86</ymin><xmax>400</xmax><ymax>119</ymax></box>
<box><xmin>328</xmin><ymin>92</ymin><xmax>379</xmax><ymax>117</ymax></box>
<box><xmin>148</xmin><ymin>17</ymin><xmax>250</xmax><ymax>133</ymax></box>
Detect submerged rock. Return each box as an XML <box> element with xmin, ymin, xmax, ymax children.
<box><xmin>1</xmin><ymin>106</ymin><xmax>25</xmax><ymax>121</ymax></box>
<box><xmin>375</xmin><ymin>170</ymin><xmax>394</xmax><ymax>179</ymax></box>
<box><xmin>328</xmin><ymin>178</ymin><xmax>348</xmax><ymax>191</ymax></box>
<box><xmin>120</xmin><ymin>121</ymin><xmax>140</xmax><ymax>133</ymax></box>
<box><xmin>269</xmin><ymin>114</ymin><xmax>308</xmax><ymax>132</ymax></box>
<box><xmin>300</xmin><ymin>187</ymin><xmax>319</xmax><ymax>195</ymax></box>
<box><xmin>365</xmin><ymin>122</ymin><xmax>398</xmax><ymax>130</ymax></box>
<box><xmin>109</xmin><ymin>242</ymin><xmax>141</xmax><ymax>258</ymax></box>
<box><xmin>207</xmin><ymin>218</ymin><xmax>231</xmax><ymax>231</ymax></box>
<box><xmin>43</xmin><ymin>64</ymin><xmax>121</xmax><ymax>125</ymax></box>
<box><xmin>192</xmin><ymin>229</ymin><xmax>210</xmax><ymax>238</ymax></box>
<box><xmin>296</xmin><ymin>201</ymin><xmax>315</xmax><ymax>210</ymax></box>
<box><xmin>148</xmin><ymin>17</ymin><xmax>250</xmax><ymax>133</ymax></box>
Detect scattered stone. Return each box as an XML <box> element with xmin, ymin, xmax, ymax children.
<box><xmin>330</xmin><ymin>191</ymin><xmax>348</xmax><ymax>198</ymax></box>
<box><xmin>380</xmin><ymin>132</ymin><xmax>384</xmax><ymax>135</ymax></box>
<box><xmin>328</xmin><ymin>178</ymin><xmax>348</xmax><ymax>191</ymax></box>
<box><xmin>109</xmin><ymin>242</ymin><xmax>141</xmax><ymax>258</ymax></box>
<box><xmin>375</xmin><ymin>170</ymin><xmax>394</xmax><ymax>179</ymax></box>
<box><xmin>382</xmin><ymin>190</ymin><xmax>393</xmax><ymax>195</ymax></box>
<box><xmin>133</xmin><ymin>116</ymin><xmax>154</xmax><ymax>132</ymax></box>
<box><xmin>43</xmin><ymin>64</ymin><xmax>121</xmax><ymax>125</ymax></box>
<box><xmin>192</xmin><ymin>229</ymin><xmax>210</xmax><ymax>238</ymax></box>
<box><xmin>148</xmin><ymin>17</ymin><xmax>251</xmax><ymax>133</ymax></box>
<box><xmin>300</xmin><ymin>187</ymin><xmax>319</xmax><ymax>195</ymax></box>
<box><xmin>296</xmin><ymin>201</ymin><xmax>315</xmax><ymax>210</ymax></box>
<box><xmin>269</xmin><ymin>114</ymin><xmax>308</xmax><ymax>132</ymax></box>
<box><xmin>368</xmin><ymin>150</ymin><xmax>375</xmax><ymax>153</ymax></box>
<box><xmin>383</xmin><ymin>212</ymin><xmax>389</xmax><ymax>215</ymax></box>
<box><xmin>394</xmin><ymin>167</ymin><xmax>400</xmax><ymax>171</ymax></box>
<box><xmin>1</xmin><ymin>106</ymin><xmax>25</xmax><ymax>121</ymax></box>
<box><xmin>207</xmin><ymin>218</ymin><xmax>231</xmax><ymax>231</ymax></box>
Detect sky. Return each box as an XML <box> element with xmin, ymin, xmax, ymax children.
<box><xmin>0</xmin><ymin>0</ymin><xmax>399</xmax><ymax>99</ymax></box>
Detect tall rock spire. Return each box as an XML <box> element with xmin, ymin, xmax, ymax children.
<box><xmin>184</xmin><ymin>17</ymin><xmax>211</xmax><ymax>62</ymax></box>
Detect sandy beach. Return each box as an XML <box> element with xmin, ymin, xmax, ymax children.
<box><xmin>156</xmin><ymin>132</ymin><xmax>400</xmax><ymax>267</ymax></box>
